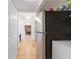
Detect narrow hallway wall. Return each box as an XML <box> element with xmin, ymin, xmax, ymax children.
<box><xmin>35</xmin><ymin>12</ymin><xmax>44</xmax><ymax>59</ymax></box>
<box><xmin>8</xmin><ymin>0</ymin><xmax>18</xmax><ymax>59</ymax></box>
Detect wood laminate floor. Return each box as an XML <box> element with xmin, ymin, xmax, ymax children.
<box><xmin>16</xmin><ymin>39</ymin><xmax>37</xmax><ymax>59</ymax></box>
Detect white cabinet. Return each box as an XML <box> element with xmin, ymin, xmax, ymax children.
<box><xmin>52</xmin><ymin>41</ymin><xmax>71</xmax><ymax>59</ymax></box>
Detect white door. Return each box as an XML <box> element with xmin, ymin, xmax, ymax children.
<box><xmin>8</xmin><ymin>0</ymin><xmax>18</xmax><ymax>59</ymax></box>
<box><xmin>8</xmin><ymin>14</ymin><xmax>18</xmax><ymax>59</ymax></box>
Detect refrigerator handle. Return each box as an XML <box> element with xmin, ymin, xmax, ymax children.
<box><xmin>36</xmin><ymin>31</ymin><xmax>47</xmax><ymax>34</ymax></box>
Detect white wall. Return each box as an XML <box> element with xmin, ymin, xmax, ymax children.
<box><xmin>36</xmin><ymin>12</ymin><xmax>44</xmax><ymax>59</ymax></box>
<box><xmin>18</xmin><ymin>12</ymin><xmax>36</xmax><ymax>40</ymax></box>
<box><xmin>8</xmin><ymin>0</ymin><xmax>18</xmax><ymax>59</ymax></box>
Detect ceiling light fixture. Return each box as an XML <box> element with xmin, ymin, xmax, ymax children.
<box><xmin>26</xmin><ymin>16</ymin><xmax>31</xmax><ymax>19</ymax></box>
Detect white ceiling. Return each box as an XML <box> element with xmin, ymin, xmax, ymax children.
<box><xmin>12</xmin><ymin>0</ymin><xmax>67</xmax><ymax>12</ymax></box>
<box><xmin>13</xmin><ymin>0</ymin><xmax>43</xmax><ymax>12</ymax></box>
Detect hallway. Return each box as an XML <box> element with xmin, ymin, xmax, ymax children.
<box><xmin>8</xmin><ymin>0</ymin><xmax>71</xmax><ymax>59</ymax></box>
<box><xmin>16</xmin><ymin>39</ymin><xmax>37</xmax><ymax>59</ymax></box>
